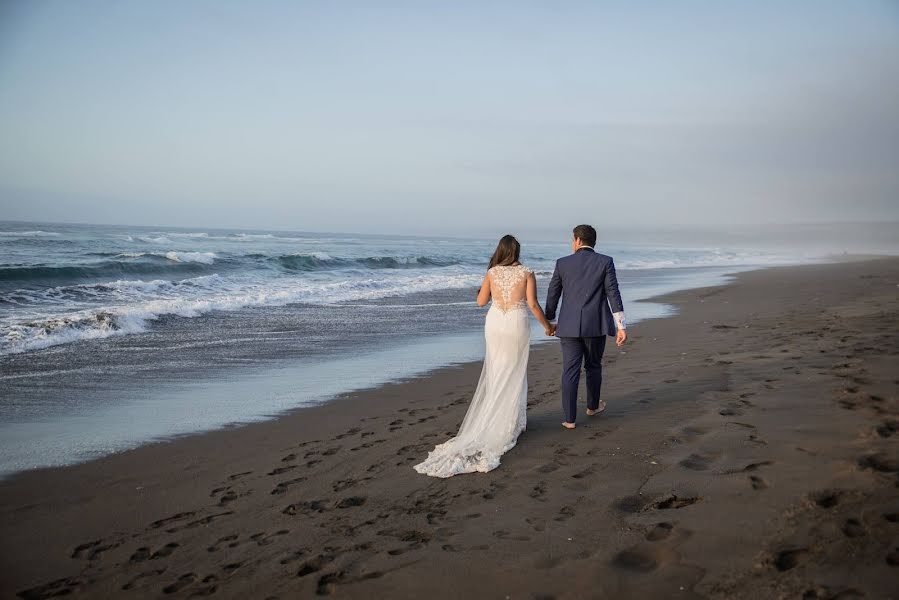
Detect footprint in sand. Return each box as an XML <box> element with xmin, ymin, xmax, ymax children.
<box><xmin>189</xmin><ymin>583</ymin><xmax>218</xmax><ymax>597</ymax></box>
<box><xmin>529</xmin><ymin>482</ymin><xmax>547</xmax><ymax>501</ymax></box>
<box><xmin>749</xmin><ymin>475</ymin><xmax>768</xmax><ymax>490</ymax></box>
<box><xmin>335</xmin><ymin>496</ymin><xmax>367</xmax><ymax>509</ymax></box>
<box><xmin>250</xmin><ymin>530</ymin><xmax>289</xmax><ymax>546</ymax></box>
<box><xmin>839</xmin><ymin>398</ymin><xmax>860</xmax><ymax>411</ymax></box>
<box><xmin>268</xmin><ymin>465</ymin><xmax>297</xmax><ymax>476</ymax></box>
<box><xmin>150</xmin><ymin>542</ymin><xmax>179</xmax><ymax>559</ymax></box>
<box><xmin>71</xmin><ymin>539</ymin><xmax>121</xmax><ymax>561</ymax></box>
<box><xmin>121</xmin><ymin>569</ymin><xmax>166</xmax><ymax>591</ymax></box>
<box><xmin>222</xmin><ymin>562</ymin><xmax>242</xmax><ymax>574</ymax></box>
<box><xmin>858</xmin><ymin>453</ymin><xmax>899</xmax><ymax>473</ymax></box>
<box><xmin>283</xmin><ymin>500</ymin><xmax>329</xmax><ymax>515</ymax></box>
<box><xmin>316</xmin><ymin>570</ymin><xmax>385</xmax><ymax>596</ymax></box>
<box><xmin>554</xmin><ymin>506</ymin><xmax>576</xmax><ymax>522</ymax></box>
<box><xmin>842</xmin><ymin>518</ymin><xmax>866</xmax><ymax>538</ymax></box>
<box><xmin>572</xmin><ymin>466</ymin><xmax>596</xmax><ymax>479</ymax></box>
<box><xmin>526</xmin><ymin>517</ymin><xmax>546</xmax><ymax>532</ymax></box>
<box><xmin>612</xmin><ymin>546</ymin><xmax>664</xmax><ymax>572</ymax></box>
<box><xmin>802</xmin><ymin>586</ymin><xmax>867</xmax><ymax>600</ymax></box>
<box><xmin>772</xmin><ymin>548</ymin><xmax>807</xmax><ymax>572</ymax></box>
<box><xmin>679</xmin><ymin>454</ymin><xmax>714</xmax><ymax>471</ymax></box>
<box><xmin>213</xmin><ymin>488</ymin><xmax>244</xmax><ymax>507</ymax></box>
<box><xmin>493</xmin><ymin>530</ymin><xmax>531</xmax><ymax>541</ymax></box>
<box><xmin>614</xmin><ymin>495</ymin><xmax>646</xmax><ymax>513</ymax></box>
<box><xmin>271</xmin><ymin>477</ymin><xmax>308</xmax><ymax>495</ymax></box>
<box><xmin>297</xmin><ymin>554</ymin><xmax>334</xmax><ymax>577</ymax></box>
<box><xmin>162</xmin><ymin>572</ymin><xmax>196</xmax><ymax>594</ymax></box>
<box><xmin>812</xmin><ymin>490</ymin><xmax>841</xmax><ymax>508</ymax></box>
<box><xmin>735</xmin><ymin>461</ymin><xmax>773</xmax><ymax>474</ymax></box>
<box><xmin>387</xmin><ymin>545</ymin><xmax>419</xmax><ymax>556</ymax></box>
<box><xmin>168</xmin><ymin>511</ymin><xmax>233</xmax><ymax>533</ymax></box>
<box><xmin>130</xmin><ymin>547</ymin><xmax>152</xmax><ymax>563</ymax></box>
<box><xmin>207</xmin><ymin>534</ymin><xmax>239</xmax><ymax>552</ymax></box>
<box><xmin>150</xmin><ymin>512</ymin><xmax>196</xmax><ymax>530</ymax></box>
<box><xmin>482</xmin><ymin>481</ymin><xmax>506</xmax><ymax>500</ymax></box>
<box><xmin>335</xmin><ymin>427</ymin><xmax>361</xmax><ymax>440</ymax></box>
<box><xmin>645</xmin><ymin>522</ymin><xmax>674</xmax><ymax>541</ymax></box>
<box><xmin>651</xmin><ymin>495</ymin><xmax>701</xmax><ymax>510</ymax></box>
<box><xmin>333</xmin><ymin>477</ymin><xmax>371</xmax><ymax>492</ymax></box>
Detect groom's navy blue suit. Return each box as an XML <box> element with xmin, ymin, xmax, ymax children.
<box><xmin>545</xmin><ymin>247</ymin><xmax>624</xmax><ymax>423</ymax></box>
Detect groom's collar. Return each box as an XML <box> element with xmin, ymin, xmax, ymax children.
<box><xmin>575</xmin><ymin>246</ymin><xmax>595</xmax><ymax>252</ymax></box>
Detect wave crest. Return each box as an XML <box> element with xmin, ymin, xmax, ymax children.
<box><xmin>275</xmin><ymin>253</ymin><xmax>458</xmax><ymax>271</ymax></box>
<box><xmin>1</xmin><ymin>271</ymin><xmax>481</xmax><ymax>355</ymax></box>
<box><xmin>0</xmin><ymin>230</ymin><xmax>60</xmax><ymax>237</ymax></box>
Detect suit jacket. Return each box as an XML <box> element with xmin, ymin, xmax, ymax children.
<box><xmin>545</xmin><ymin>248</ymin><xmax>624</xmax><ymax>338</ymax></box>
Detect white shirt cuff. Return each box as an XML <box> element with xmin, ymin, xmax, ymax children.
<box><xmin>613</xmin><ymin>311</ymin><xmax>626</xmax><ymax>330</ymax></box>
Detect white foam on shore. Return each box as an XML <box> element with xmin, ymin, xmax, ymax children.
<box><xmin>0</xmin><ymin>230</ymin><xmax>60</xmax><ymax>237</ymax></box>
<box><xmin>155</xmin><ymin>232</ymin><xmax>210</xmax><ymax>238</ymax></box>
<box><xmin>285</xmin><ymin>251</ymin><xmax>334</xmax><ymax>260</ymax></box>
<box><xmin>1</xmin><ymin>270</ymin><xmax>482</xmax><ymax>355</ymax></box>
<box><xmin>619</xmin><ymin>252</ymin><xmax>806</xmax><ymax>270</ymax></box>
<box><xmin>162</xmin><ymin>251</ymin><xmax>217</xmax><ymax>264</ymax></box>
<box><xmin>137</xmin><ymin>235</ymin><xmax>172</xmax><ymax>244</ymax></box>
<box><xmin>111</xmin><ymin>251</ymin><xmax>218</xmax><ymax>264</ymax></box>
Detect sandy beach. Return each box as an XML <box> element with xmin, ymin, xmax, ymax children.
<box><xmin>1</xmin><ymin>257</ymin><xmax>897</xmax><ymax>599</ymax></box>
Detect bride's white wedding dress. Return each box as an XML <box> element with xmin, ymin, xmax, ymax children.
<box><xmin>413</xmin><ymin>264</ymin><xmax>532</xmax><ymax>478</ymax></box>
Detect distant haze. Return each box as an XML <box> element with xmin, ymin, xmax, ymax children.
<box><xmin>1</xmin><ymin>1</ymin><xmax>898</xmax><ymax>237</ymax></box>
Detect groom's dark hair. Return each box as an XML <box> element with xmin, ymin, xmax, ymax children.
<box><xmin>573</xmin><ymin>224</ymin><xmax>597</xmax><ymax>247</ymax></box>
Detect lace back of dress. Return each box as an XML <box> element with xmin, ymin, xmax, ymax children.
<box><xmin>489</xmin><ymin>264</ymin><xmax>531</xmax><ymax>313</ymax></box>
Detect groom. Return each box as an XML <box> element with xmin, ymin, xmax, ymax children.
<box><xmin>545</xmin><ymin>224</ymin><xmax>627</xmax><ymax>429</ymax></box>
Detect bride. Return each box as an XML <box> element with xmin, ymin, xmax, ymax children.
<box><xmin>413</xmin><ymin>235</ymin><xmax>555</xmax><ymax>478</ymax></box>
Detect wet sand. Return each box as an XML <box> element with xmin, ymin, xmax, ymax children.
<box><xmin>1</xmin><ymin>257</ymin><xmax>897</xmax><ymax>599</ymax></box>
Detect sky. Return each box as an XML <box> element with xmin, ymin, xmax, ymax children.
<box><xmin>0</xmin><ymin>0</ymin><xmax>898</xmax><ymax>236</ymax></box>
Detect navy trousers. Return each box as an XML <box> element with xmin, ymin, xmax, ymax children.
<box><xmin>559</xmin><ymin>336</ymin><xmax>607</xmax><ymax>423</ymax></box>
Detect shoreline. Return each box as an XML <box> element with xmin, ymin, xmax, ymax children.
<box><xmin>0</xmin><ymin>260</ymin><xmax>758</xmax><ymax>478</ymax></box>
<box><xmin>1</xmin><ymin>257</ymin><xmax>897</xmax><ymax>598</ymax></box>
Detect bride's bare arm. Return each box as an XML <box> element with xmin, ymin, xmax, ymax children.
<box><xmin>476</xmin><ymin>272</ymin><xmax>492</xmax><ymax>307</ymax></box>
<box><xmin>526</xmin><ymin>272</ymin><xmax>553</xmax><ymax>333</ymax></box>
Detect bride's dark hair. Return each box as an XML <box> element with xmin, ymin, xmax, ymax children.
<box><xmin>488</xmin><ymin>235</ymin><xmax>521</xmax><ymax>270</ymax></box>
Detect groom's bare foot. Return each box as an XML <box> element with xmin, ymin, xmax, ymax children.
<box><xmin>586</xmin><ymin>401</ymin><xmax>607</xmax><ymax>416</ymax></box>
<box><xmin>562</xmin><ymin>421</ymin><xmax>576</xmax><ymax>429</ymax></box>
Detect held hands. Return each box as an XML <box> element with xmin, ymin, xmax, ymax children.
<box><xmin>545</xmin><ymin>322</ymin><xmax>556</xmax><ymax>337</ymax></box>
<box><xmin>615</xmin><ymin>328</ymin><xmax>628</xmax><ymax>347</ymax></box>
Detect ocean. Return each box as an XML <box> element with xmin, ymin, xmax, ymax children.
<box><xmin>0</xmin><ymin>221</ymin><xmax>823</xmax><ymax>476</ymax></box>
